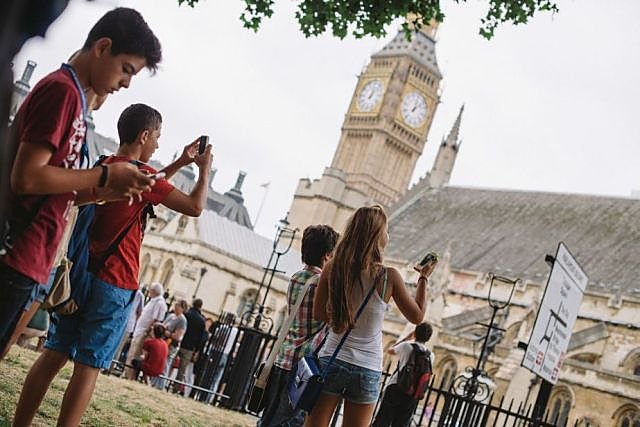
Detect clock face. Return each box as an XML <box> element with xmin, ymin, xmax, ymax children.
<box><xmin>357</xmin><ymin>79</ymin><xmax>384</xmax><ymax>112</ymax></box>
<box><xmin>401</xmin><ymin>91</ymin><xmax>428</xmax><ymax>128</ymax></box>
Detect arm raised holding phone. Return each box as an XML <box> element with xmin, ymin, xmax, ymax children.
<box><xmin>159</xmin><ymin>138</ymin><xmax>202</xmax><ymax>180</ymax></box>
<box><xmin>386</xmin><ymin>252</ymin><xmax>438</xmax><ymax>324</ymax></box>
<box><xmin>161</xmin><ymin>143</ymin><xmax>213</xmax><ymax>217</ymax></box>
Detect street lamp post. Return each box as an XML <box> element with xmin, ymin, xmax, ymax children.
<box><xmin>453</xmin><ymin>273</ymin><xmax>520</xmax><ymax>402</ymax></box>
<box><xmin>242</xmin><ymin>214</ymin><xmax>298</xmax><ymax>331</ymax></box>
<box><xmin>193</xmin><ymin>267</ymin><xmax>208</xmax><ymax>300</ymax></box>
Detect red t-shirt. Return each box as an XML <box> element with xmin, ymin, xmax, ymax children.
<box><xmin>90</xmin><ymin>156</ymin><xmax>174</xmax><ymax>290</ymax></box>
<box><xmin>2</xmin><ymin>68</ymin><xmax>85</xmax><ymax>284</ymax></box>
<box><xmin>142</xmin><ymin>337</ymin><xmax>169</xmax><ymax>377</ymax></box>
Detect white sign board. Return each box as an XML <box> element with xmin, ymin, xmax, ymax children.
<box><xmin>522</xmin><ymin>242</ymin><xmax>588</xmax><ymax>383</ymax></box>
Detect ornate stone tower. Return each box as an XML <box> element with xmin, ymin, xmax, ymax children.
<box><xmin>287</xmin><ymin>24</ymin><xmax>443</xmax><ymax>242</ymax></box>
<box><xmin>429</xmin><ymin>105</ymin><xmax>463</xmax><ymax>188</ymax></box>
<box><xmin>9</xmin><ymin>60</ymin><xmax>37</xmax><ymax>122</ymax></box>
<box><xmin>331</xmin><ymin>25</ymin><xmax>442</xmax><ymax>206</ymax></box>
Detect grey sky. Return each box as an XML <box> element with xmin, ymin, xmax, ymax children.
<box><xmin>12</xmin><ymin>0</ymin><xmax>640</xmax><ymax>238</ymax></box>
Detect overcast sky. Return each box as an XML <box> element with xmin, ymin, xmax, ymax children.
<box><xmin>12</xmin><ymin>0</ymin><xmax>640</xmax><ymax>238</ymax></box>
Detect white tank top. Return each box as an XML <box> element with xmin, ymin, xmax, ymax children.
<box><xmin>319</xmin><ymin>268</ymin><xmax>388</xmax><ymax>371</ymax></box>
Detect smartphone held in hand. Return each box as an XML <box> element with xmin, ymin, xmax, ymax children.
<box><xmin>148</xmin><ymin>172</ymin><xmax>166</xmax><ymax>180</ymax></box>
<box><xmin>198</xmin><ymin>135</ymin><xmax>209</xmax><ymax>154</ymax></box>
<box><xmin>415</xmin><ymin>251</ymin><xmax>439</xmax><ymax>270</ymax></box>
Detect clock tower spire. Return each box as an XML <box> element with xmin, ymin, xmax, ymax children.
<box><xmin>286</xmin><ymin>27</ymin><xmax>444</xmax><ymax>242</ymax></box>
<box><xmin>429</xmin><ymin>105</ymin><xmax>464</xmax><ymax>188</ymax></box>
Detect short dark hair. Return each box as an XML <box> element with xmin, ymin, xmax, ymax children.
<box><xmin>415</xmin><ymin>322</ymin><xmax>433</xmax><ymax>343</ymax></box>
<box><xmin>152</xmin><ymin>324</ymin><xmax>165</xmax><ymax>339</ymax></box>
<box><xmin>192</xmin><ymin>298</ymin><xmax>203</xmax><ymax>310</ymax></box>
<box><xmin>83</xmin><ymin>7</ymin><xmax>162</xmax><ymax>72</ymax></box>
<box><xmin>117</xmin><ymin>103</ymin><xmax>162</xmax><ymax>145</ymax></box>
<box><xmin>301</xmin><ymin>225</ymin><xmax>339</xmax><ymax>267</ymax></box>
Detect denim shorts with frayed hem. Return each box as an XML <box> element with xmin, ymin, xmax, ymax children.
<box><xmin>319</xmin><ymin>356</ymin><xmax>382</xmax><ymax>404</ymax></box>
<box><xmin>45</xmin><ymin>274</ymin><xmax>134</xmax><ymax>369</ymax></box>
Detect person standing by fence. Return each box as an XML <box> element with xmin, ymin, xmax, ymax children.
<box><xmin>372</xmin><ymin>323</ymin><xmax>435</xmax><ymax>427</ymax></box>
<box><xmin>309</xmin><ymin>205</ymin><xmax>438</xmax><ymax>427</ymax></box>
<box><xmin>258</xmin><ymin>224</ymin><xmax>339</xmax><ymax>427</ymax></box>
<box><xmin>173</xmin><ymin>298</ymin><xmax>206</xmax><ymax>394</ymax></box>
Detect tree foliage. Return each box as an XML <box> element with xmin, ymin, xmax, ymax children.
<box><xmin>176</xmin><ymin>0</ymin><xmax>559</xmax><ymax>40</ymax></box>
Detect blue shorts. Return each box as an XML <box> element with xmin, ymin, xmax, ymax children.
<box><xmin>45</xmin><ymin>274</ymin><xmax>135</xmax><ymax>369</ymax></box>
<box><xmin>319</xmin><ymin>357</ymin><xmax>382</xmax><ymax>404</ymax></box>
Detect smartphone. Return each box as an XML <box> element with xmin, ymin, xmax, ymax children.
<box><xmin>148</xmin><ymin>172</ymin><xmax>166</xmax><ymax>180</ymax></box>
<box><xmin>198</xmin><ymin>135</ymin><xmax>210</xmax><ymax>155</ymax></box>
<box><xmin>415</xmin><ymin>251</ymin><xmax>439</xmax><ymax>269</ymax></box>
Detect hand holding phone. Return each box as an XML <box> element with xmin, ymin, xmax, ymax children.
<box><xmin>148</xmin><ymin>172</ymin><xmax>166</xmax><ymax>180</ymax></box>
<box><xmin>198</xmin><ymin>135</ymin><xmax>210</xmax><ymax>155</ymax></box>
<box><xmin>414</xmin><ymin>251</ymin><xmax>439</xmax><ymax>276</ymax></box>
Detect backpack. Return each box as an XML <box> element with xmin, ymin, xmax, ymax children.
<box><xmin>44</xmin><ymin>156</ymin><xmax>155</xmax><ymax>315</ymax></box>
<box><xmin>396</xmin><ymin>343</ymin><xmax>433</xmax><ymax>400</ymax></box>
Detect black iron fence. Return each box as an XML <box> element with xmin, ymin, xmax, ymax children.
<box><xmin>190</xmin><ymin>311</ymin><xmax>276</xmax><ymax>410</ymax></box>
<box><xmin>329</xmin><ymin>365</ymin><xmax>590</xmax><ymax>427</ymax></box>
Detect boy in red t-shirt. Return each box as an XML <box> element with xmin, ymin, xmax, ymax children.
<box><xmin>132</xmin><ymin>323</ymin><xmax>169</xmax><ymax>382</ymax></box>
<box><xmin>0</xmin><ymin>7</ymin><xmax>162</xmax><ymax>354</ymax></box>
<box><xmin>14</xmin><ymin>103</ymin><xmax>213</xmax><ymax>427</ymax></box>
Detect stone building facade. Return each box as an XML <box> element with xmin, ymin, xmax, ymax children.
<box><xmin>383</xmin><ymin>186</ymin><xmax>640</xmax><ymax>427</ymax></box>
<box><xmin>138</xmin><ymin>210</ymin><xmax>300</xmax><ymax>327</ymax></box>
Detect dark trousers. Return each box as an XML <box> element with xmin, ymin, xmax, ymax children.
<box><xmin>0</xmin><ymin>264</ymin><xmax>37</xmax><ymax>354</ymax></box>
<box><xmin>257</xmin><ymin>365</ymin><xmax>305</xmax><ymax>427</ymax></box>
<box><xmin>371</xmin><ymin>384</ymin><xmax>418</xmax><ymax>427</ymax></box>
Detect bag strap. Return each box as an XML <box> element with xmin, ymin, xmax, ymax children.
<box><xmin>89</xmin><ymin>156</ymin><xmax>152</xmax><ymax>270</ymax></box>
<box><xmin>255</xmin><ymin>274</ymin><xmax>318</xmax><ymax>387</ymax></box>
<box><xmin>321</xmin><ymin>267</ymin><xmax>386</xmax><ymax>380</ymax></box>
<box><xmin>91</xmin><ymin>206</ymin><xmax>142</xmax><ymax>270</ymax></box>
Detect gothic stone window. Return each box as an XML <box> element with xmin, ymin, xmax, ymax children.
<box><xmin>549</xmin><ymin>387</ymin><xmax>573</xmax><ymax>426</ymax></box>
<box><xmin>616</xmin><ymin>408</ymin><xmax>640</xmax><ymax>427</ymax></box>
<box><xmin>158</xmin><ymin>259</ymin><xmax>174</xmax><ymax>288</ymax></box>
<box><xmin>621</xmin><ymin>348</ymin><xmax>640</xmax><ymax>377</ymax></box>
<box><xmin>437</xmin><ymin>357</ymin><xmax>457</xmax><ymax>390</ymax></box>
<box><xmin>139</xmin><ymin>253</ymin><xmax>151</xmax><ymax>285</ymax></box>
<box><xmin>237</xmin><ymin>288</ymin><xmax>258</xmax><ymax>318</ymax></box>
<box><xmin>177</xmin><ymin>215</ymin><xmax>188</xmax><ymax>235</ymax></box>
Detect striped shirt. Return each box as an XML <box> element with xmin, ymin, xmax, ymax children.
<box><xmin>275</xmin><ymin>265</ymin><xmax>325</xmax><ymax>370</ymax></box>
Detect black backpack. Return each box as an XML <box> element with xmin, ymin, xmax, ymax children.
<box><xmin>396</xmin><ymin>343</ymin><xmax>433</xmax><ymax>400</ymax></box>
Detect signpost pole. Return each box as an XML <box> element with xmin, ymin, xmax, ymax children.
<box><xmin>531</xmin><ymin>379</ymin><xmax>553</xmax><ymax>425</ymax></box>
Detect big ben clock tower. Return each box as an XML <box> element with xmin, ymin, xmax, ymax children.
<box><xmin>287</xmin><ymin>23</ymin><xmax>443</xmax><ymax>240</ymax></box>
<box><xmin>331</xmin><ymin>24</ymin><xmax>442</xmax><ymax>206</ymax></box>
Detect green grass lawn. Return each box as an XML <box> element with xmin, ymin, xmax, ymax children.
<box><xmin>0</xmin><ymin>346</ymin><xmax>256</xmax><ymax>426</ymax></box>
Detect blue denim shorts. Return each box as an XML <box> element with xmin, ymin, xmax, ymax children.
<box><xmin>319</xmin><ymin>356</ymin><xmax>382</xmax><ymax>404</ymax></box>
<box><xmin>45</xmin><ymin>274</ymin><xmax>134</xmax><ymax>369</ymax></box>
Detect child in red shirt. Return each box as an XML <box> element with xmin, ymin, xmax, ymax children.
<box><xmin>132</xmin><ymin>323</ymin><xmax>169</xmax><ymax>382</ymax></box>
